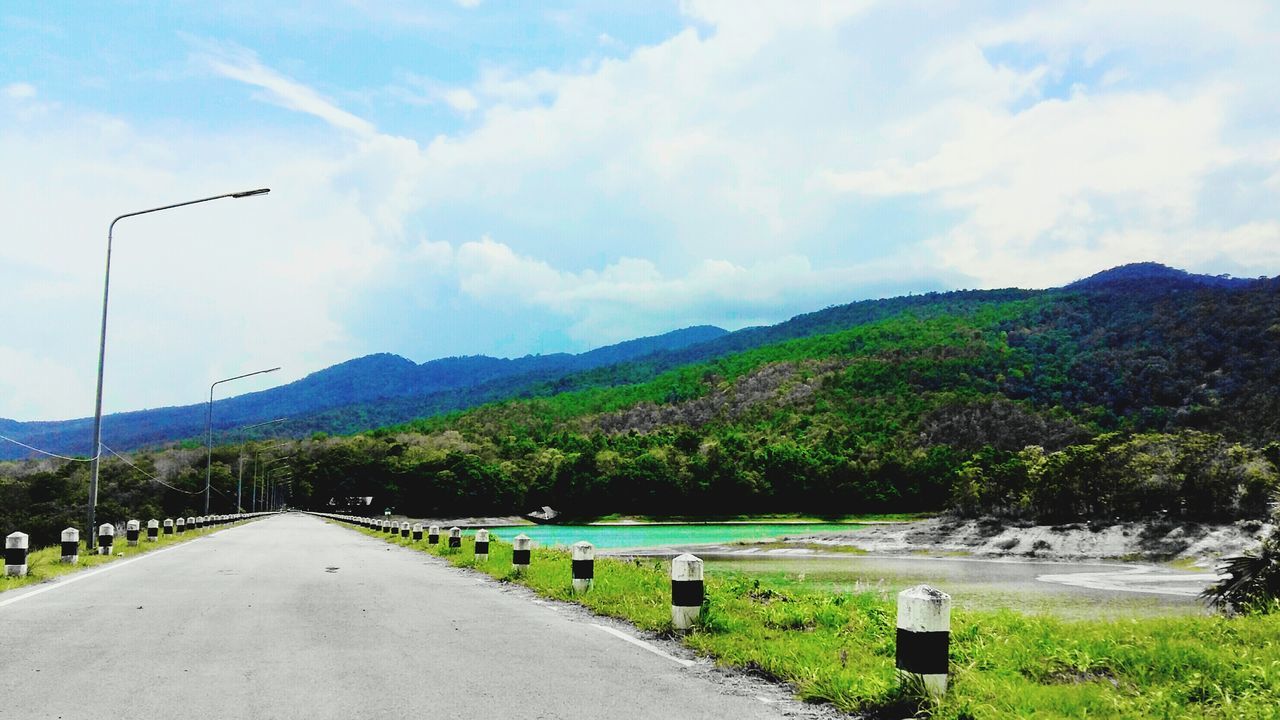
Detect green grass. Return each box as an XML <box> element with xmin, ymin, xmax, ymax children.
<box><xmin>0</xmin><ymin>521</ymin><xmax>258</xmax><ymax>594</ymax></box>
<box><xmin>337</xmin><ymin>518</ymin><xmax>1280</xmax><ymax>719</ymax></box>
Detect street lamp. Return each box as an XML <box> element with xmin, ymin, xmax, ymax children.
<box><xmin>234</xmin><ymin>418</ymin><xmax>287</xmax><ymax>512</ymax></box>
<box><xmin>86</xmin><ymin>188</ymin><xmax>270</xmax><ymax>549</ymax></box>
<box><xmin>205</xmin><ymin>369</ymin><xmax>281</xmax><ymax>514</ymax></box>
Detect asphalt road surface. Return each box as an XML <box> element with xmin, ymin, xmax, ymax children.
<box><xmin>0</xmin><ymin>513</ymin><xmax>815</xmax><ymax>720</ymax></box>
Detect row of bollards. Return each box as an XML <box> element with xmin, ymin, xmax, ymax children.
<box><xmin>4</xmin><ymin>513</ymin><xmax>273</xmax><ymax>576</ymax></box>
<box><xmin>310</xmin><ymin>512</ymin><xmax>951</xmax><ymax>695</ymax></box>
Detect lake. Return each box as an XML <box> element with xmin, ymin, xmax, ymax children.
<box><xmin>483</xmin><ymin>522</ymin><xmax>863</xmax><ymax>549</ymax></box>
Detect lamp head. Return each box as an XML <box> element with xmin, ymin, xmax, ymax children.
<box><xmin>231</xmin><ymin>188</ymin><xmax>271</xmax><ymax>198</ymax></box>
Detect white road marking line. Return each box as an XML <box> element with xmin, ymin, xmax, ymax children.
<box><xmin>591</xmin><ymin>623</ymin><xmax>696</xmax><ymax>667</ymax></box>
<box><xmin>0</xmin><ymin>530</ymin><xmax>226</xmax><ymax>610</ymax></box>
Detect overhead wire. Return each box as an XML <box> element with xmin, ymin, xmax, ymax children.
<box><xmin>100</xmin><ymin>442</ymin><xmax>203</xmax><ymax>495</ymax></box>
<box><xmin>0</xmin><ymin>433</ymin><xmax>97</xmax><ymax>462</ymax></box>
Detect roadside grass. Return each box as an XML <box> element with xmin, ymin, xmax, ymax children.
<box><xmin>340</xmin><ymin>519</ymin><xmax>1280</xmax><ymax>719</ymax></box>
<box><xmin>0</xmin><ymin>521</ymin><xmax>256</xmax><ymax>594</ymax></box>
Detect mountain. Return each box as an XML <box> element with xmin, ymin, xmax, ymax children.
<box><xmin>5</xmin><ymin>262</ymin><xmax>1280</xmax><ymax>536</ymax></box>
<box><xmin>3</xmin><ymin>262</ymin><xmax>1274</xmax><ymax>464</ymax></box>
<box><xmin>1067</xmin><ymin>262</ymin><xmax>1256</xmax><ymax>290</ymax></box>
<box><xmin>0</xmin><ymin>325</ymin><xmax>728</xmax><ymax>461</ymax></box>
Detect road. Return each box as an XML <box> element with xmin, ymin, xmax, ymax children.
<box><xmin>0</xmin><ymin>513</ymin><xmax>814</xmax><ymax>719</ymax></box>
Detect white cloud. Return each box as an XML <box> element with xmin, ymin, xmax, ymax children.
<box><xmin>194</xmin><ymin>40</ymin><xmax>378</xmax><ymax>137</ymax></box>
<box><xmin>3</xmin><ymin>82</ymin><xmax>36</xmax><ymax>99</ymax></box>
<box><xmin>5</xmin><ymin>1</ymin><xmax>1280</xmax><ymax>421</ymax></box>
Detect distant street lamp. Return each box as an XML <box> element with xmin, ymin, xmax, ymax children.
<box><xmin>234</xmin><ymin>418</ymin><xmax>288</xmax><ymax>512</ymax></box>
<box><xmin>86</xmin><ymin>188</ymin><xmax>270</xmax><ymax>549</ymax></box>
<box><xmin>205</xmin><ymin>368</ymin><xmax>281</xmax><ymax>514</ymax></box>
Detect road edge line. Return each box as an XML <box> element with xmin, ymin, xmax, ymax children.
<box><xmin>591</xmin><ymin>623</ymin><xmax>696</xmax><ymax>667</ymax></box>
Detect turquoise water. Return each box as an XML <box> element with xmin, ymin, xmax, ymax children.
<box><xmin>481</xmin><ymin>523</ymin><xmax>863</xmax><ymax>549</ymax></box>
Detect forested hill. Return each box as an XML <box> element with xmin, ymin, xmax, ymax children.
<box><xmin>0</xmin><ymin>325</ymin><xmax>728</xmax><ymax>461</ymax></box>
<box><xmin>5</xmin><ymin>264</ymin><xmax>1280</xmax><ymax>538</ymax></box>
<box><xmin>277</xmin><ymin>267</ymin><xmax>1278</xmax><ymax>522</ymax></box>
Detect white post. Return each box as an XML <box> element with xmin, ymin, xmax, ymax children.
<box><xmin>176</xmin><ymin>517</ymin><xmax>186</xmax><ymax>534</ymax></box>
<box><xmin>163</xmin><ymin>518</ymin><xmax>174</xmax><ymax>535</ymax></box>
<box><xmin>146</xmin><ymin>519</ymin><xmax>159</xmax><ymax>542</ymax></box>
<box><xmin>474</xmin><ymin>529</ymin><xmax>489</xmax><ymax>562</ymax></box>
<box><xmin>571</xmin><ymin>541</ymin><xmax>594</xmax><ymax>594</ymax></box>
<box><xmin>428</xmin><ymin>525</ymin><xmax>440</xmax><ymax>545</ymax></box>
<box><xmin>126</xmin><ymin>519</ymin><xmax>141</xmax><ymax>547</ymax></box>
<box><xmin>185</xmin><ymin>516</ymin><xmax>196</xmax><ymax>533</ymax></box>
<box><xmin>61</xmin><ymin>527</ymin><xmax>80</xmax><ymax>564</ymax></box>
<box><xmin>97</xmin><ymin>523</ymin><xmax>115</xmax><ymax>555</ymax></box>
<box><xmin>671</xmin><ymin>554</ymin><xmax>704</xmax><ymax>631</ymax></box>
<box><xmin>512</xmin><ymin>534</ymin><xmax>531</xmax><ymax>574</ymax></box>
<box><xmin>4</xmin><ymin>531</ymin><xmax>28</xmax><ymax>577</ymax></box>
<box><xmin>412</xmin><ymin>523</ymin><xmax>423</xmax><ymax>541</ymax></box>
<box><xmin>448</xmin><ymin>527</ymin><xmax>461</xmax><ymax>549</ymax></box>
<box><xmin>400</xmin><ymin>521</ymin><xmax>410</xmax><ymax>539</ymax></box>
<box><xmin>896</xmin><ymin>585</ymin><xmax>951</xmax><ymax>697</ymax></box>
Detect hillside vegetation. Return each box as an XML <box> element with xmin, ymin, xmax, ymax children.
<box><xmin>3</xmin><ymin>266</ymin><xmax>1279</xmax><ymax>546</ymax></box>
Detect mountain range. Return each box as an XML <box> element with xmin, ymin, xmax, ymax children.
<box><xmin>0</xmin><ymin>261</ymin><xmax>1271</xmax><ymax>461</ymax></box>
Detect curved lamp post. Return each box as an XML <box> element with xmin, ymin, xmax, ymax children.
<box><xmin>86</xmin><ymin>188</ymin><xmax>270</xmax><ymax>549</ymax></box>
<box><xmin>205</xmin><ymin>368</ymin><xmax>281</xmax><ymax>514</ymax></box>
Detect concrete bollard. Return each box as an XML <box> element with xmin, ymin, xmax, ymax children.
<box><xmin>428</xmin><ymin>525</ymin><xmax>440</xmax><ymax>544</ymax></box>
<box><xmin>164</xmin><ymin>518</ymin><xmax>174</xmax><ymax>535</ymax></box>
<box><xmin>400</xmin><ymin>522</ymin><xmax>410</xmax><ymax>540</ymax></box>
<box><xmin>412</xmin><ymin>523</ymin><xmax>423</xmax><ymax>542</ymax></box>
<box><xmin>147</xmin><ymin>519</ymin><xmax>159</xmax><ymax>542</ymax></box>
<box><xmin>512</xmin><ymin>534</ymin><xmax>531</xmax><ymax>574</ymax></box>
<box><xmin>671</xmin><ymin>554</ymin><xmax>704</xmax><ymax>631</ymax></box>
<box><xmin>126</xmin><ymin>519</ymin><xmax>141</xmax><ymax>547</ymax></box>
<box><xmin>571</xmin><ymin>541</ymin><xmax>594</xmax><ymax>594</ymax></box>
<box><xmin>98</xmin><ymin>523</ymin><xmax>115</xmax><ymax>555</ymax></box>
<box><xmin>474</xmin><ymin>529</ymin><xmax>489</xmax><ymax>562</ymax></box>
<box><xmin>185</xmin><ymin>516</ymin><xmax>196</xmax><ymax>533</ymax></box>
<box><xmin>61</xmin><ymin>527</ymin><xmax>80</xmax><ymax>564</ymax></box>
<box><xmin>896</xmin><ymin>585</ymin><xmax>951</xmax><ymax>697</ymax></box>
<box><xmin>176</xmin><ymin>517</ymin><xmax>187</xmax><ymax>534</ymax></box>
<box><xmin>448</xmin><ymin>527</ymin><xmax>461</xmax><ymax>549</ymax></box>
<box><xmin>4</xmin><ymin>531</ymin><xmax>28</xmax><ymax>577</ymax></box>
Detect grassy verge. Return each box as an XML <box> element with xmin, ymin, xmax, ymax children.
<box><xmin>338</xmin><ymin>519</ymin><xmax>1280</xmax><ymax>719</ymax></box>
<box><xmin>0</xmin><ymin>520</ymin><xmax>258</xmax><ymax>594</ymax></box>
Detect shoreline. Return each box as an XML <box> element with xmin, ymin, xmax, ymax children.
<box><xmin>768</xmin><ymin>516</ymin><xmax>1273</xmax><ymax>567</ymax></box>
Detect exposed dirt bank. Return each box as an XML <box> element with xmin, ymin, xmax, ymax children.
<box><xmin>788</xmin><ymin>517</ymin><xmax>1273</xmax><ymax>567</ymax></box>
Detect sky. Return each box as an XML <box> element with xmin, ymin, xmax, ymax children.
<box><xmin>2</xmin><ymin>1</ymin><xmax>1279</xmax><ymax>425</ymax></box>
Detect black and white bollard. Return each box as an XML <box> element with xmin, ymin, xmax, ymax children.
<box><xmin>176</xmin><ymin>517</ymin><xmax>186</xmax><ymax>534</ymax></box>
<box><xmin>186</xmin><ymin>516</ymin><xmax>196</xmax><ymax>533</ymax></box>
<box><xmin>448</xmin><ymin>527</ymin><xmax>461</xmax><ymax>549</ymax></box>
<box><xmin>412</xmin><ymin>523</ymin><xmax>423</xmax><ymax>542</ymax></box>
<box><xmin>474</xmin><ymin>529</ymin><xmax>489</xmax><ymax>562</ymax></box>
<box><xmin>571</xmin><ymin>541</ymin><xmax>594</xmax><ymax>594</ymax></box>
<box><xmin>512</xmin><ymin>534</ymin><xmax>531</xmax><ymax>574</ymax></box>
<box><xmin>147</xmin><ymin>519</ymin><xmax>159</xmax><ymax>542</ymax></box>
<box><xmin>126</xmin><ymin>519</ymin><xmax>140</xmax><ymax>547</ymax></box>
<box><xmin>400</xmin><ymin>522</ymin><xmax>410</xmax><ymax>539</ymax></box>
<box><xmin>671</xmin><ymin>553</ymin><xmax>704</xmax><ymax>631</ymax></box>
<box><xmin>428</xmin><ymin>525</ymin><xmax>440</xmax><ymax>544</ymax></box>
<box><xmin>61</xmin><ymin>527</ymin><xmax>80</xmax><ymax>564</ymax></box>
<box><xmin>896</xmin><ymin>585</ymin><xmax>951</xmax><ymax>697</ymax></box>
<box><xmin>164</xmin><ymin>518</ymin><xmax>174</xmax><ymax>535</ymax></box>
<box><xmin>4</xmin><ymin>531</ymin><xmax>28</xmax><ymax>577</ymax></box>
<box><xmin>98</xmin><ymin>523</ymin><xmax>115</xmax><ymax>555</ymax></box>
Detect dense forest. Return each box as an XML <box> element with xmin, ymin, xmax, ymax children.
<box><xmin>3</xmin><ymin>265</ymin><xmax>1279</xmax><ymax>546</ymax></box>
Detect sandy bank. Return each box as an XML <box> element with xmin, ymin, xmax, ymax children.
<box><xmin>788</xmin><ymin>517</ymin><xmax>1273</xmax><ymax>566</ymax></box>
